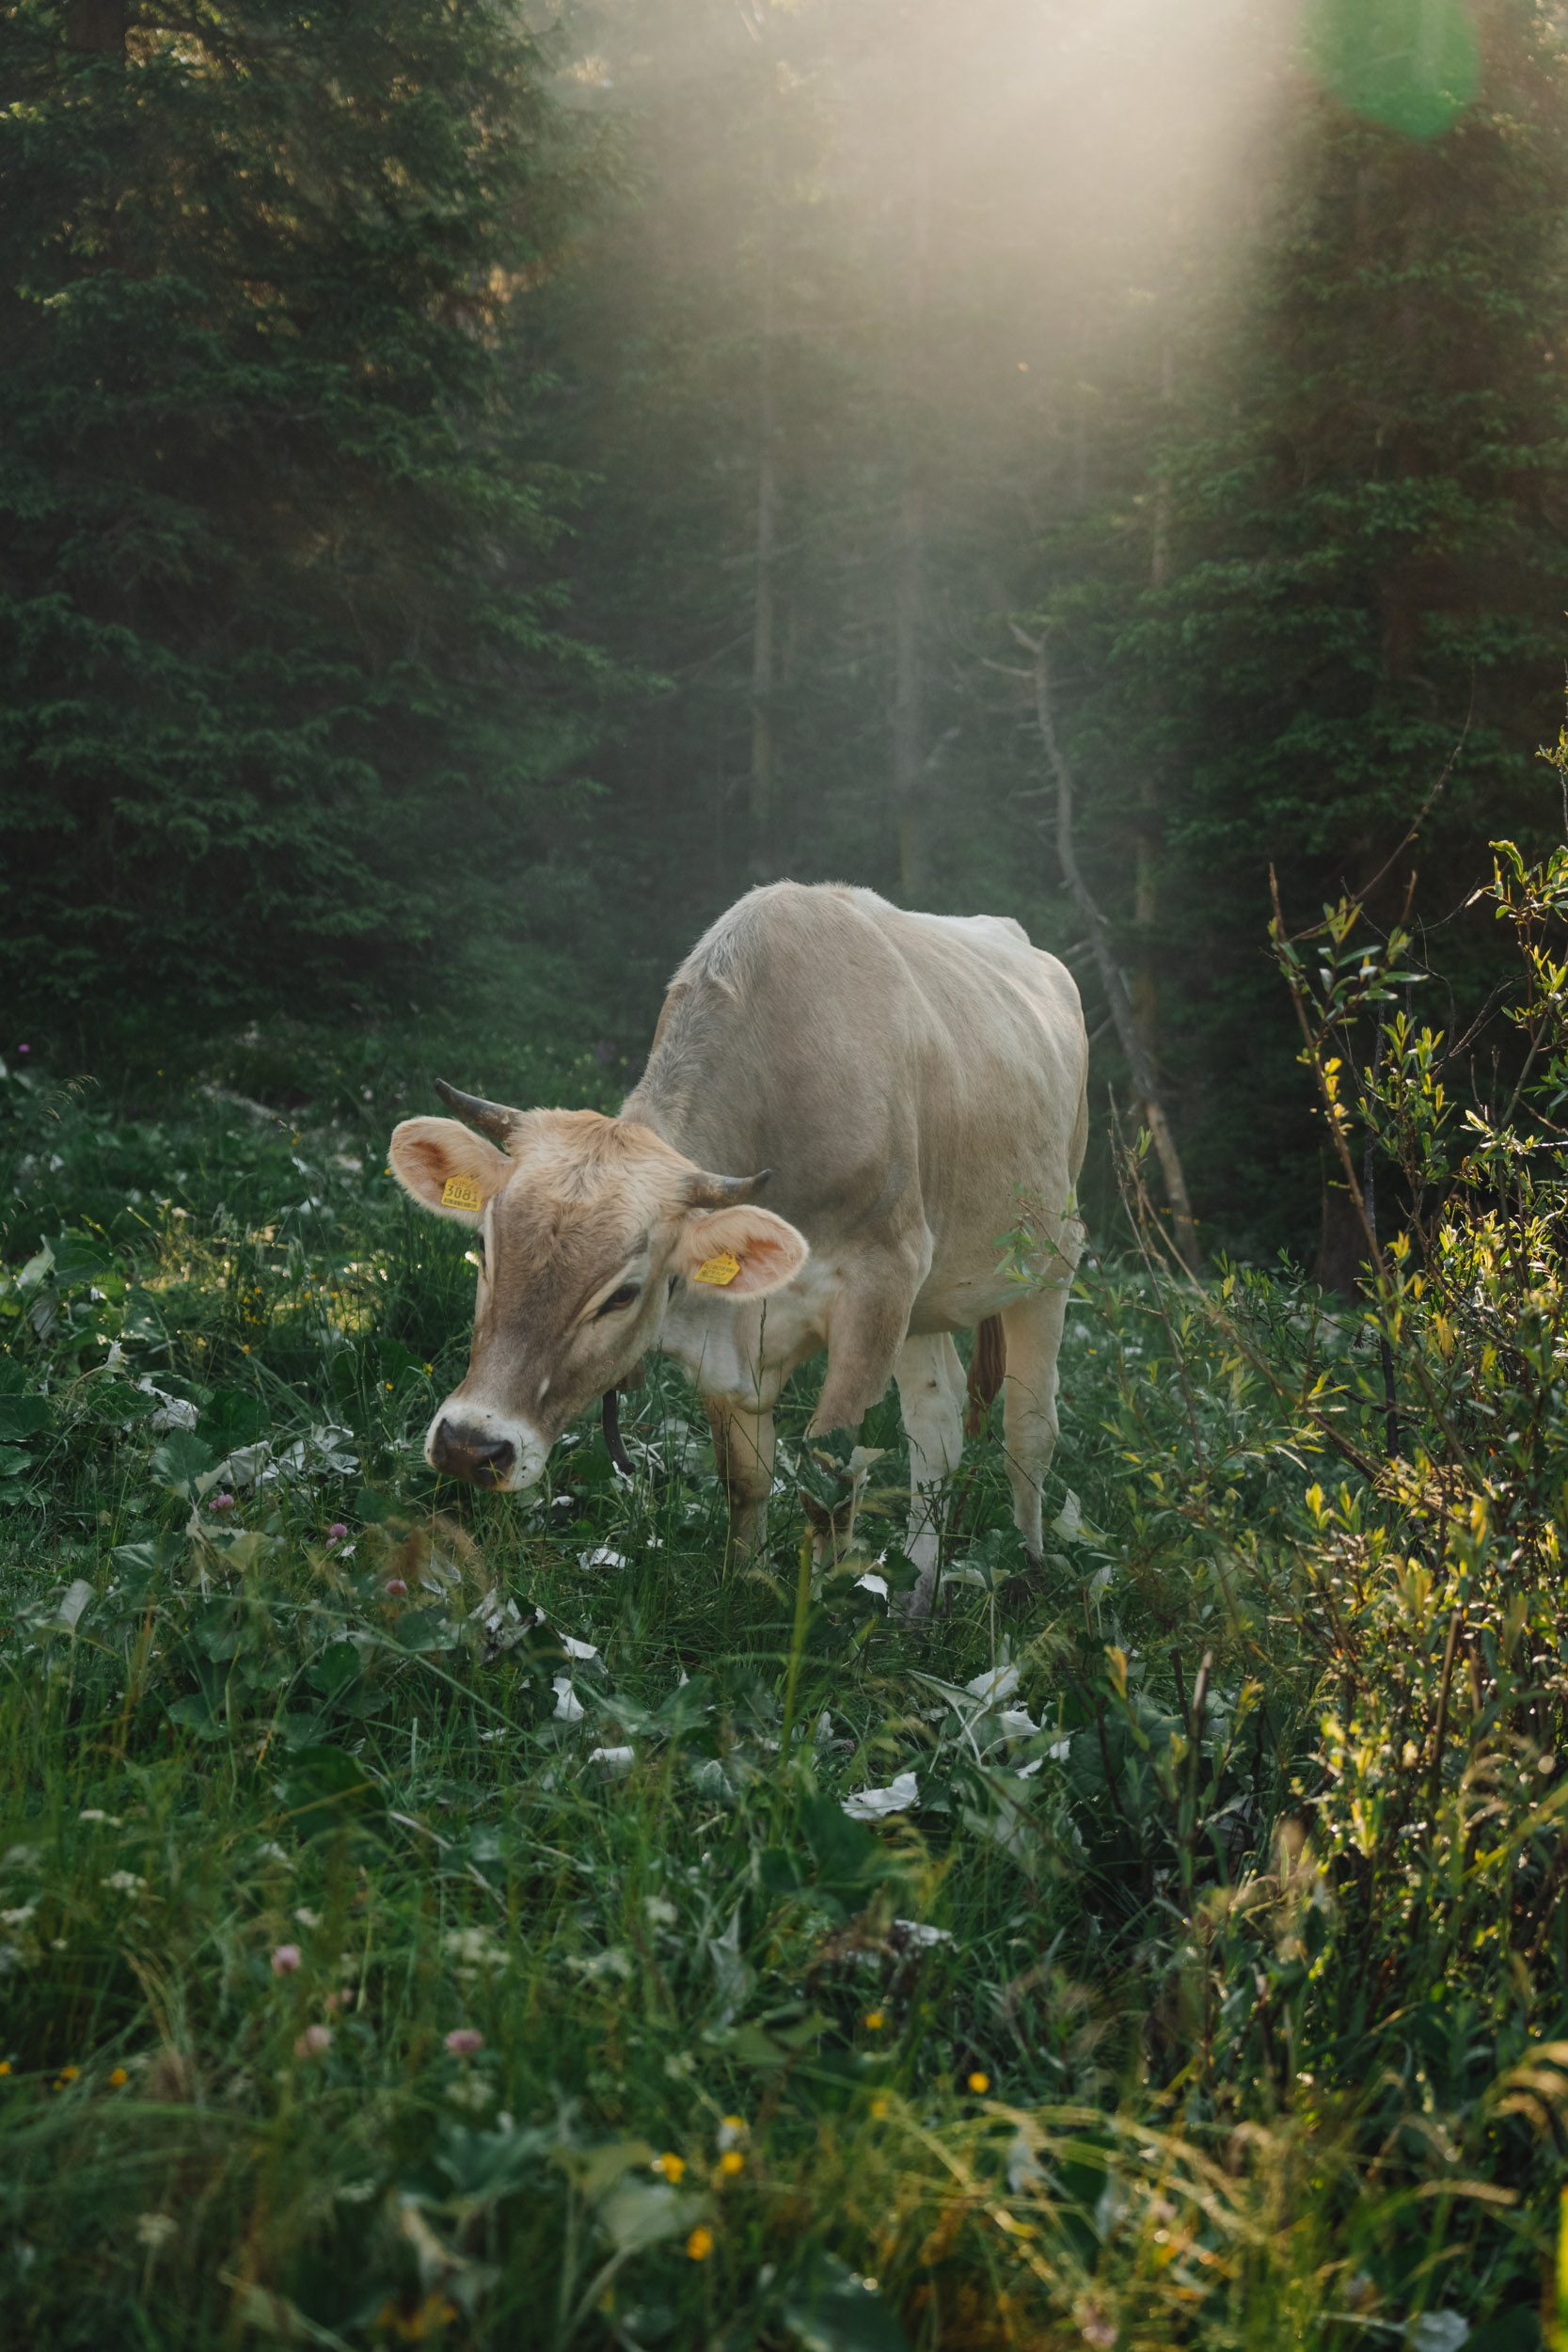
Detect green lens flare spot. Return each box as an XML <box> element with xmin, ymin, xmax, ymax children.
<box><xmin>1303</xmin><ymin>0</ymin><xmax>1479</xmax><ymax>140</ymax></box>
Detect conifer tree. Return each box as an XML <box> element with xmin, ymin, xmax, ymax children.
<box><xmin>0</xmin><ymin>0</ymin><xmax>598</xmax><ymax>1026</ymax></box>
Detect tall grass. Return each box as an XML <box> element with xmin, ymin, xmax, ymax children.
<box><xmin>0</xmin><ymin>889</ymin><xmax>1564</xmax><ymax>2349</ymax></box>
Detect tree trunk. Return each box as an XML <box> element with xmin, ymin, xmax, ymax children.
<box><xmin>891</xmin><ymin>469</ymin><xmax>927</xmax><ymax>898</ymax></box>
<box><xmin>66</xmin><ymin>0</ymin><xmax>125</xmax><ymax>51</ymax></box>
<box><xmin>748</xmin><ymin>234</ymin><xmax>780</xmax><ymax>881</ymax></box>
<box><xmin>1134</xmin><ymin>337</ymin><xmax>1174</xmax><ymax>1054</ymax></box>
<box><xmin>1020</xmin><ymin>625</ymin><xmax>1202</xmax><ymax>1270</ymax></box>
<box><xmin>890</xmin><ymin>11</ymin><xmax>932</xmax><ymax>900</ymax></box>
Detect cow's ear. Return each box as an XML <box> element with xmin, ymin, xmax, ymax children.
<box><xmin>674</xmin><ymin>1204</ymin><xmax>808</xmax><ymax>1298</ymax></box>
<box><xmin>388</xmin><ymin>1118</ymin><xmax>510</xmax><ymax>1226</ymax></box>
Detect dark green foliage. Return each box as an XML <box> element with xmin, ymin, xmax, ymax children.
<box><xmin>0</xmin><ymin>0</ymin><xmax>602</xmax><ymax>1027</ymax></box>
<box><xmin>1021</xmin><ymin>0</ymin><xmax>1568</xmax><ymax>1251</ymax></box>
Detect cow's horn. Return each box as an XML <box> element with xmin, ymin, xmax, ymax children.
<box><xmin>434</xmin><ymin>1079</ymin><xmax>522</xmax><ymax>1144</ymax></box>
<box><xmin>685</xmin><ymin>1167</ymin><xmax>773</xmax><ymax>1209</ymax></box>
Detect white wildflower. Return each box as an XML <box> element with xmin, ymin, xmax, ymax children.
<box><xmin>442</xmin><ymin>1925</ymin><xmax>507</xmax><ymax>1978</ymax></box>
<box><xmin>446</xmin><ymin>2074</ymin><xmax>497</xmax><ymax>2114</ymax></box>
<box><xmin>893</xmin><ymin>1920</ymin><xmax>953</xmax><ymax>1947</ymax></box>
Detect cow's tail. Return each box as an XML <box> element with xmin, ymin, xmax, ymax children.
<box><xmin>965</xmin><ymin>1314</ymin><xmax>1006</xmax><ymax>1438</ymax></box>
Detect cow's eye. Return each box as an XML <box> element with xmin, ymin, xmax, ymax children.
<box><xmin>597</xmin><ymin>1284</ymin><xmax>640</xmax><ymax>1316</ymax></box>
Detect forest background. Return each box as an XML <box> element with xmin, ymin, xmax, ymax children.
<box><xmin>11</xmin><ymin>8</ymin><xmax>1568</xmax><ymax>2346</ymax></box>
<box><xmin>8</xmin><ymin>0</ymin><xmax>1568</xmax><ymax>1265</ymax></box>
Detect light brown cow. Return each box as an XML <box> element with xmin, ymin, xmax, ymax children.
<box><xmin>388</xmin><ymin>882</ymin><xmax>1087</xmax><ymax>1615</ymax></box>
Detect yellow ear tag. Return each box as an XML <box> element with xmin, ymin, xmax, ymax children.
<box><xmin>441</xmin><ymin>1175</ymin><xmax>483</xmax><ymax>1214</ymax></box>
<box><xmin>693</xmin><ymin>1248</ymin><xmax>742</xmax><ymax>1288</ymax></box>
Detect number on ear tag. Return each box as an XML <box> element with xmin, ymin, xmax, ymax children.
<box><xmin>693</xmin><ymin>1248</ymin><xmax>741</xmax><ymax>1287</ymax></box>
<box><xmin>441</xmin><ymin>1174</ymin><xmax>483</xmax><ymax>1213</ymax></box>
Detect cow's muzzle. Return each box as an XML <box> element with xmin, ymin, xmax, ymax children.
<box><xmin>429</xmin><ymin>1418</ymin><xmax>516</xmax><ymax>1488</ymax></box>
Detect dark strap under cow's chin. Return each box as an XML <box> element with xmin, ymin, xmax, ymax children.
<box><xmin>601</xmin><ymin>1388</ymin><xmax>634</xmax><ymax>1478</ymax></box>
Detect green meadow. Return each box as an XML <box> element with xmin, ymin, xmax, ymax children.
<box><xmin>3</xmin><ymin>885</ymin><xmax>1565</xmax><ymax>2350</ymax></box>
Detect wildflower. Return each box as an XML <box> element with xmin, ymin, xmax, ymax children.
<box><xmin>326</xmin><ymin>1522</ymin><xmax>348</xmax><ymax>1542</ymax></box>
<box><xmin>716</xmin><ymin>2115</ymin><xmax>747</xmax><ymax>2152</ymax></box>
<box><xmin>293</xmin><ymin>1908</ymin><xmax>322</xmax><ymax>1931</ymax></box>
<box><xmin>869</xmin><ymin>2094</ymin><xmax>890</xmax><ymax>2120</ymax></box>
<box><xmin>135</xmin><ymin>2212</ymin><xmax>177</xmax><ymax>2251</ymax></box>
<box><xmin>271</xmin><ymin>1943</ymin><xmax>302</xmax><ymax>1976</ymax></box>
<box><xmin>718</xmin><ymin>2150</ymin><xmax>744</xmax><ymax>2177</ymax></box>
<box><xmin>384</xmin><ymin>1577</ymin><xmax>408</xmax><ymax>1597</ymax></box>
<box><xmin>55</xmin><ymin>2064</ymin><xmax>81</xmax><ymax>2086</ymax></box>
<box><xmin>967</xmin><ymin>2071</ymin><xmax>990</xmax><ymax>2095</ymax></box>
<box><xmin>1073</xmin><ymin>2303</ymin><xmax>1116</xmax><ymax>2351</ymax></box>
<box><xmin>686</xmin><ymin>2225</ymin><xmax>714</xmax><ymax>2262</ymax></box>
<box><xmin>209</xmin><ymin>1492</ymin><xmax>236</xmax><ymax>1514</ymax></box>
<box><xmin>445</xmin><ymin>2027</ymin><xmax>484</xmax><ymax>2058</ymax></box>
<box><xmin>294</xmin><ymin>2025</ymin><xmax>332</xmax><ymax>2057</ymax></box>
<box><xmin>447</xmin><ymin>2074</ymin><xmax>495</xmax><ymax>2113</ymax></box>
<box><xmin>105</xmin><ymin>1870</ymin><xmax>146</xmax><ymax>1896</ymax></box>
<box><xmin>655</xmin><ymin>2151</ymin><xmax>686</xmax><ymax>2183</ymax></box>
<box><xmin>109</xmin><ymin>2067</ymin><xmax>129</xmax><ymax>2089</ymax></box>
<box><xmin>0</xmin><ymin>2060</ymin><xmax>10</xmax><ymax>2076</ymax></box>
<box><xmin>863</xmin><ymin>2010</ymin><xmax>886</xmax><ymax>2031</ymax></box>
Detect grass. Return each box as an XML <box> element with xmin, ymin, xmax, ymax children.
<box><xmin>0</xmin><ymin>1030</ymin><xmax>1562</xmax><ymax>2351</ymax></box>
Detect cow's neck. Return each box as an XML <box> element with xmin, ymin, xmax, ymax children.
<box><xmin>619</xmin><ymin>980</ymin><xmax>732</xmax><ymax>1171</ymax></box>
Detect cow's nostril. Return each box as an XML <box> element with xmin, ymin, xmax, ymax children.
<box><xmin>431</xmin><ymin>1422</ymin><xmax>516</xmax><ymax>1487</ymax></box>
<box><xmin>472</xmin><ymin>1437</ymin><xmax>515</xmax><ymax>1486</ymax></box>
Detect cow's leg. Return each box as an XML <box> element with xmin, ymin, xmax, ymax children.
<box><xmin>894</xmin><ymin>1331</ymin><xmax>966</xmax><ymax>1620</ymax></box>
<box><xmin>999</xmin><ymin>1281</ymin><xmax>1072</xmax><ymax>1562</ymax></box>
<box><xmin>704</xmin><ymin>1395</ymin><xmax>776</xmax><ymax>1557</ymax></box>
<box><xmin>807</xmin><ymin>1250</ymin><xmax>924</xmax><ymax>1441</ymax></box>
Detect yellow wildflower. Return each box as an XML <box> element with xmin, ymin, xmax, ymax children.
<box><xmin>686</xmin><ymin>2225</ymin><xmax>714</xmax><ymax>2262</ymax></box>
<box><xmin>109</xmin><ymin>2067</ymin><xmax>129</xmax><ymax>2089</ymax></box>
<box><xmin>718</xmin><ymin>2150</ymin><xmax>744</xmax><ymax>2177</ymax></box>
<box><xmin>56</xmin><ymin>2064</ymin><xmax>81</xmax><ymax>2083</ymax></box>
<box><xmin>655</xmin><ymin>2151</ymin><xmax>686</xmax><ymax>2184</ymax></box>
<box><xmin>863</xmin><ymin>2010</ymin><xmax>885</xmax><ymax>2030</ymax></box>
<box><xmin>967</xmin><ymin>2071</ymin><xmax>990</xmax><ymax>2095</ymax></box>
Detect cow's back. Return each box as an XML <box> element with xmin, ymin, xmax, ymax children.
<box><xmin>626</xmin><ymin>883</ymin><xmax>1085</xmax><ymax>1269</ymax></box>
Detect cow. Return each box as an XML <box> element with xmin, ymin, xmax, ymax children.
<box><xmin>388</xmin><ymin>882</ymin><xmax>1087</xmax><ymax>1616</ymax></box>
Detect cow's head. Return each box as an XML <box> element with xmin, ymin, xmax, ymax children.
<box><xmin>388</xmin><ymin>1081</ymin><xmax>809</xmax><ymax>1491</ymax></box>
